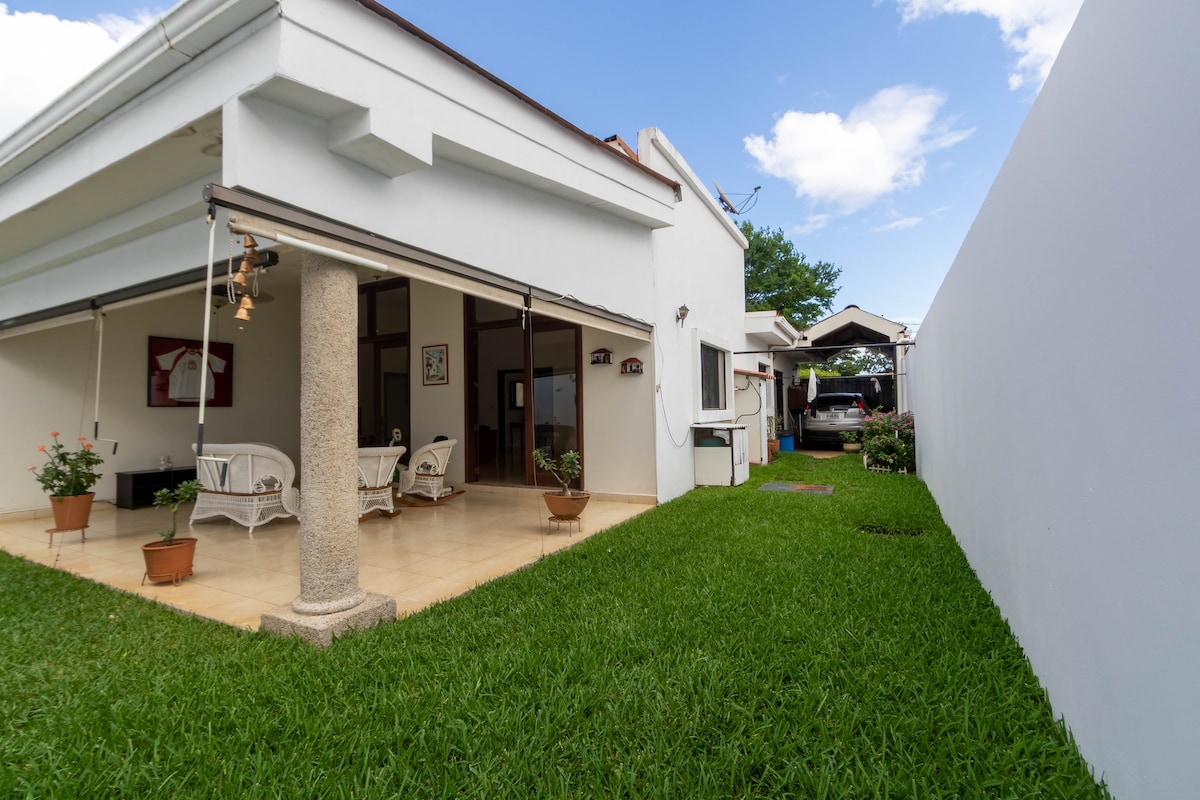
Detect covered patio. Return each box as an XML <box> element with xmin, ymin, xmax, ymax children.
<box><xmin>0</xmin><ymin>487</ymin><xmax>651</xmax><ymax>631</ymax></box>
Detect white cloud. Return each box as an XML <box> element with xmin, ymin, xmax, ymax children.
<box><xmin>744</xmin><ymin>84</ymin><xmax>972</xmax><ymax>215</ymax></box>
<box><xmin>895</xmin><ymin>0</ymin><xmax>1084</xmax><ymax>91</ymax></box>
<box><xmin>793</xmin><ymin>214</ymin><xmax>833</xmax><ymax>235</ymax></box>
<box><xmin>0</xmin><ymin>5</ymin><xmax>158</xmax><ymax>140</ymax></box>
<box><xmin>871</xmin><ymin>216</ymin><xmax>923</xmax><ymax>233</ymax></box>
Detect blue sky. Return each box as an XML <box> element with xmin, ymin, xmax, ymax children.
<box><xmin>0</xmin><ymin>0</ymin><xmax>1083</xmax><ymax>328</ymax></box>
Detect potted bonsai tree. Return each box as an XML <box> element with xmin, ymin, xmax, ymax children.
<box><xmin>532</xmin><ymin>448</ymin><xmax>590</xmax><ymax>521</ymax></box>
<box><xmin>142</xmin><ymin>478</ymin><xmax>202</xmax><ymax>586</ymax></box>
<box><xmin>30</xmin><ymin>431</ymin><xmax>104</xmax><ymax>543</ymax></box>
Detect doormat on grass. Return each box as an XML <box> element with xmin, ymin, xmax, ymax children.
<box><xmin>759</xmin><ymin>483</ymin><xmax>834</xmax><ymax>495</ymax></box>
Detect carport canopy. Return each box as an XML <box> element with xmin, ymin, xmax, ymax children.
<box><xmin>738</xmin><ymin>304</ymin><xmax>909</xmax><ymax>363</ymax></box>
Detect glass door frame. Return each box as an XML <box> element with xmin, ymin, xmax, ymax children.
<box><xmin>358</xmin><ymin>277</ymin><xmax>410</xmax><ymax>449</ymax></box>
<box><xmin>463</xmin><ymin>296</ymin><xmax>583</xmax><ymax>488</ymax></box>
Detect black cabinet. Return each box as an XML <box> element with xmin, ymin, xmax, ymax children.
<box><xmin>115</xmin><ymin>467</ymin><xmax>197</xmax><ymax>509</ymax></box>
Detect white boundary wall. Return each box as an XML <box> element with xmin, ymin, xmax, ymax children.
<box><xmin>910</xmin><ymin>1</ymin><xmax>1200</xmax><ymax>797</ymax></box>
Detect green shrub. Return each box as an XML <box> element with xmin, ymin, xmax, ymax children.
<box><xmin>862</xmin><ymin>410</ymin><xmax>916</xmax><ymax>471</ymax></box>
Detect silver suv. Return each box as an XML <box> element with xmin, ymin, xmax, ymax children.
<box><xmin>801</xmin><ymin>392</ymin><xmax>866</xmax><ymax>444</ymax></box>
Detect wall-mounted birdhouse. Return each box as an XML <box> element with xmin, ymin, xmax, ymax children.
<box><xmin>620</xmin><ymin>357</ymin><xmax>644</xmax><ymax>375</ymax></box>
<box><xmin>590</xmin><ymin>348</ymin><xmax>613</xmax><ymax>365</ymax></box>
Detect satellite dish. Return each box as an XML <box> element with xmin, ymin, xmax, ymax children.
<box><xmin>714</xmin><ymin>180</ymin><xmax>738</xmax><ymax>214</ymax></box>
<box><xmin>713</xmin><ymin>181</ymin><xmax>761</xmax><ymax>214</ymax></box>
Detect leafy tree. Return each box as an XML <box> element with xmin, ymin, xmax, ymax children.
<box><xmin>742</xmin><ymin>221</ymin><xmax>840</xmax><ymax>329</ymax></box>
<box><xmin>825</xmin><ymin>347</ymin><xmax>893</xmax><ymax>376</ymax></box>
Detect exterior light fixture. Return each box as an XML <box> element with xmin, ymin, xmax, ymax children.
<box><xmin>676</xmin><ymin>304</ymin><xmax>690</xmax><ymax>326</ymax></box>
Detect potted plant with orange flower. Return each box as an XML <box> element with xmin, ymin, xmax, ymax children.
<box><xmin>30</xmin><ymin>432</ymin><xmax>104</xmax><ymax>541</ymax></box>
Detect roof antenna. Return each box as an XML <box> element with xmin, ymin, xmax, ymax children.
<box><xmin>713</xmin><ymin>181</ymin><xmax>761</xmax><ymax>215</ymax></box>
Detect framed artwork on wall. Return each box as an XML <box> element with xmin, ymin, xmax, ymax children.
<box><xmin>421</xmin><ymin>344</ymin><xmax>449</xmax><ymax>386</ymax></box>
<box><xmin>148</xmin><ymin>336</ymin><xmax>234</xmax><ymax>407</ymax></box>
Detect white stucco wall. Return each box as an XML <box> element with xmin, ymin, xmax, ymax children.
<box><xmin>407</xmin><ymin>282</ymin><xmax>466</xmax><ymax>487</ymax></box>
<box><xmin>733</xmin><ymin>373</ymin><xmax>771</xmax><ymax>465</ymax></box>
<box><xmin>0</xmin><ymin>281</ymin><xmax>302</xmax><ymax>513</ymax></box>
<box><xmin>909</xmin><ymin>1</ymin><xmax>1200</xmax><ymax>797</ymax></box>
<box><xmin>580</xmin><ymin>328</ymin><xmax>655</xmax><ymax>500</ymax></box>
<box><xmin>637</xmin><ymin>129</ymin><xmax>749</xmax><ymax>502</ymax></box>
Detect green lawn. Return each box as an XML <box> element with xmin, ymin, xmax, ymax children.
<box><xmin>0</xmin><ymin>453</ymin><xmax>1108</xmax><ymax>798</ymax></box>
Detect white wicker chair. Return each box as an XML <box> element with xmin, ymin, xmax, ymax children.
<box><xmin>357</xmin><ymin>445</ymin><xmax>406</xmax><ymax>521</ymax></box>
<box><xmin>190</xmin><ymin>443</ymin><xmax>300</xmax><ymax>533</ymax></box>
<box><xmin>395</xmin><ymin>439</ymin><xmax>458</xmax><ymax>501</ymax></box>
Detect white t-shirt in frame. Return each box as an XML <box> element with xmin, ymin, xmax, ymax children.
<box><xmin>154</xmin><ymin>347</ymin><xmax>228</xmax><ymax>401</ymax></box>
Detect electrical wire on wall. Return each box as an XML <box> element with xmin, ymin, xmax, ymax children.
<box><xmin>653</xmin><ymin>324</ymin><xmax>692</xmax><ymax>449</ymax></box>
<box><xmin>733</xmin><ymin>375</ymin><xmax>763</xmax><ymax>424</ymax></box>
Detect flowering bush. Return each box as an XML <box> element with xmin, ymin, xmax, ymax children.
<box><xmin>862</xmin><ymin>411</ymin><xmax>916</xmax><ymax>472</ymax></box>
<box><xmin>29</xmin><ymin>432</ymin><xmax>104</xmax><ymax>497</ymax></box>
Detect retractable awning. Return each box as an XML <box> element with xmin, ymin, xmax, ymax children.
<box><xmin>207</xmin><ymin>184</ymin><xmax>651</xmax><ymax>343</ymax></box>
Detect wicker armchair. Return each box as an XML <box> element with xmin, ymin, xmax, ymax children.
<box><xmin>357</xmin><ymin>445</ymin><xmax>406</xmax><ymax>521</ymax></box>
<box><xmin>395</xmin><ymin>439</ymin><xmax>457</xmax><ymax>501</ymax></box>
<box><xmin>190</xmin><ymin>443</ymin><xmax>300</xmax><ymax>534</ymax></box>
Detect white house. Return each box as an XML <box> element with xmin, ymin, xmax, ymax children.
<box><xmin>0</xmin><ymin>0</ymin><xmax>797</xmax><ymax>634</ymax></box>
<box><xmin>910</xmin><ymin>0</ymin><xmax>1199</xmax><ymax>797</ymax></box>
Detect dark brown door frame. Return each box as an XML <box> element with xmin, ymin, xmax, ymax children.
<box><xmin>463</xmin><ymin>295</ymin><xmax>584</xmax><ymax>488</ymax></box>
<box><xmin>358</xmin><ymin>277</ymin><xmax>410</xmax><ymax>448</ymax></box>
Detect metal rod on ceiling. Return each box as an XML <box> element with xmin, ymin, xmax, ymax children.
<box><xmin>91</xmin><ymin>309</ymin><xmax>119</xmax><ymax>454</ymax></box>
<box><xmin>735</xmin><ymin>341</ymin><xmax>913</xmax><ymax>356</ymax></box>
<box><xmin>195</xmin><ymin>208</ymin><xmax>218</xmax><ymax>459</ymax></box>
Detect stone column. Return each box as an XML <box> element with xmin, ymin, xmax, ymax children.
<box><xmin>260</xmin><ymin>250</ymin><xmax>395</xmax><ymax>645</ymax></box>
<box><xmin>292</xmin><ymin>251</ymin><xmax>364</xmax><ymax>614</ymax></box>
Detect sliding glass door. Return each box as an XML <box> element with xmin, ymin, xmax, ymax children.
<box><xmin>358</xmin><ymin>279</ymin><xmax>409</xmax><ymax>447</ymax></box>
<box><xmin>465</xmin><ymin>297</ymin><xmax>581</xmax><ymax>487</ymax></box>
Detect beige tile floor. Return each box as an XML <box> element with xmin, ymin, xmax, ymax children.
<box><xmin>0</xmin><ymin>485</ymin><xmax>653</xmax><ymax>632</ymax></box>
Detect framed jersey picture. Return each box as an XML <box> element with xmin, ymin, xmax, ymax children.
<box><xmin>148</xmin><ymin>336</ymin><xmax>234</xmax><ymax>407</ymax></box>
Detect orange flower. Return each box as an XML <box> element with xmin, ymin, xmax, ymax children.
<box><xmin>78</xmin><ymin>436</ymin><xmax>87</xmax><ymax>443</ymax></box>
<box><xmin>27</xmin><ymin>466</ymin><xmax>35</xmax><ymax>471</ymax></box>
<box><xmin>83</xmin><ymin>444</ymin><xmax>93</xmax><ymax>450</ymax></box>
<box><xmin>37</xmin><ymin>445</ymin><xmax>46</xmax><ymax>452</ymax></box>
<box><xmin>50</xmin><ymin>430</ymin><xmax>59</xmax><ymax>437</ymax></box>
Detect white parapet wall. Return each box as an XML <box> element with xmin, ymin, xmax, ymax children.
<box><xmin>909</xmin><ymin>0</ymin><xmax>1200</xmax><ymax>797</ymax></box>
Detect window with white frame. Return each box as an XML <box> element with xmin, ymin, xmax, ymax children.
<box><xmin>701</xmin><ymin>343</ymin><xmax>726</xmax><ymax>410</ymax></box>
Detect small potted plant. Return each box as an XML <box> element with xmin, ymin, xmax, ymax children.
<box><xmin>840</xmin><ymin>429</ymin><xmax>863</xmax><ymax>453</ymax></box>
<box><xmin>142</xmin><ymin>479</ymin><xmax>203</xmax><ymax>586</ymax></box>
<box><xmin>532</xmin><ymin>448</ymin><xmax>590</xmax><ymax>521</ymax></box>
<box><xmin>29</xmin><ymin>431</ymin><xmax>104</xmax><ymax>540</ymax></box>
<box><xmin>766</xmin><ymin>415</ymin><xmax>780</xmax><ymax>461</ymax></box>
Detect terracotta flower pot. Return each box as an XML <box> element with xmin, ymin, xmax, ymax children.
<box><xmin>543</xmin><ymin>491</ymin><xmax>591</xmax><ymax>520</ymax></box>
<box><xmin>142</xmin><ymin>537</ymin><xmax>198</xmax><ymax>586</ymax></box>
<box><xmin>46</xmin><ymin>492</ymin><xmax>96</xmax><ymax>546</ymax></box>
<box><xmin>49</xmin><ymin>492</ymin><xmax>95</xmax><ymax>531</ymax></box>
<box><xmin>767</xmin><ymin>440</ymin><xmax>780</xmax><ymax>460</ymax></box>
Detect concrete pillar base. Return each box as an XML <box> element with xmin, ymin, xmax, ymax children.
<box><xmin>260</xmin><ymin>592</ymin><xmax>396</xmax><ymax>647</ymax></box>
